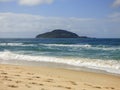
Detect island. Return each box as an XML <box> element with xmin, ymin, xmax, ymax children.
<box><xmin>36</xmin><ymin>29</ymin><xmax>88</xmax><ymax>38</ymax></box>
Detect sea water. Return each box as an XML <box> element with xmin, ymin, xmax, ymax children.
<box><xmin>0</xmin><ymin>38</ymin><xmax>120</xmax><ymax>74</ymax></box>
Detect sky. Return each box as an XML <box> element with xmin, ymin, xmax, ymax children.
<box><xmin>0</xmin><ymin>0</ymin><xmax>120</xmax><ymax>38</ymax></box>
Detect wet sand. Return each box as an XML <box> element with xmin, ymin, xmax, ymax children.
<box><xmin>0</xmin><ymin>64</ymin><xmax>120</xmax><ymax>90</ymax></box>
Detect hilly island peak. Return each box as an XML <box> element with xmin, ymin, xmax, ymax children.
<box><xmin>36</xmin><ymin>29</ymin><xmax>88</xmax><ymax>38</ymax></box>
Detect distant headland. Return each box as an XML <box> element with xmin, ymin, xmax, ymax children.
<box><xmin>36</xmin><ymin>29</ymin><xmax>88</xmax><ymax>38</ymax></box>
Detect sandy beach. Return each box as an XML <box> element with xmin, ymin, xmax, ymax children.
<box><xmin>0</xmin><ymin>64</ymin><xmax>119</xmax><ymax>90</ymax></box>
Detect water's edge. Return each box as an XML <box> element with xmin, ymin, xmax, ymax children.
<box><xmin>1</xmin><ymin>59</ymin><xmax>120</xmax><ymax>77</ymax></box>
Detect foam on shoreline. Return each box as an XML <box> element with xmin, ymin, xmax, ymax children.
<box><xmin>0</xmin><ymin>50</ymin><xmax>120</xmax><ymax>75</ymax></box>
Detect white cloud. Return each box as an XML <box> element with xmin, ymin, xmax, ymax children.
<box><xmin>108</xmin><ymin>12</ymin><xmax>120</xmax><ymax>18</ymax></box>
<box><xmin>0</xmin><ymin>12</ymin><xmax>97</xmax><ymax>38</ymax></box>
<box><xmin>0</xmin><ymin>0</ymin><xmax>54</xmax><ymax>6</ymax></box>
<box><xmin>108</xmin><ymin>12</ymin><xmax>120</xmax><ymax>22</ymax></box>
<box><xmin>112</xmin><ymin>0</ymin><xmax>120</xmax><ymax>7</ymax></box>
<box><xmin>19</xmin><ymin>0</ymin><xmax>54</xmax><ymax>6</ymax></box>
<box><xmin>0</xmin><ymin>12</ymin><xmax>120</xmax><ymax>38</ymax></box>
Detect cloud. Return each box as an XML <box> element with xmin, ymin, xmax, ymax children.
<box><xmin>108</xmin><ymin>12</ymin><xmax>120</xmax><ymax>18</ymax></box>
<box><xmin>0</xmin><ymin>0</ymin><xmax>54</xmax><ymax>6</ymax></box>
<box><xmin>0</xmin><ymin>12</ymin><xmax>96</xmax><ymax>38</ymax></box>
<box><xmin>108</xmin><ymin>12</ymin><xmax>120</xmax><ymax>22</ymax></box>
<box><xmin>19</xmin><ymin>0</ymin><xmax>54</xmax><ymax>6</ymax></box>
<box><xmin>112</xmin><ymin>0</ymin><xmax>120</xmax><ymax>7</ymax></box>
<box><xmin>0</xmin><ymin>12</ymin><xmax>120</xmax><ymax>38</ymax></box>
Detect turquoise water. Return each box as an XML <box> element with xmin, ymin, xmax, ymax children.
<box><xmin>0</xmin><ymin>38</ymin><xmax>120</xmax><ymax>74</ymax></box>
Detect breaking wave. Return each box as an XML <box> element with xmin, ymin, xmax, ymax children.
<box><xmin>0</xmin><ymin>43</ymin><xmax>34</xmax><ymax>47</ymax></box>
<box><xmin>0</xmin><ymin>50</ymin><xmax>120</xmax><ymax>74</ymax></box>
<box><xmin>42</xmin><ymin>44</ymin><xmax>120</xmax><ymax>51</ymax></box>
<box><xmin>0</xmin><ymin>43</ymin><xmax>120</xmax><ymax>51</ymax></box>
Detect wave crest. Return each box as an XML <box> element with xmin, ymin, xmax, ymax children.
<box><xmin>0</xmin><ymin>50</ymin><xmax>120</xmax><ymax>74</ymax></box>
<box><xmin>0</xmin><ymin>43</ymin><xmax>34</xmax><ymax>46</ymax></box>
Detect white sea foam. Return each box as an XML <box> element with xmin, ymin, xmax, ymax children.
<box><xmin>41</xmin><ymin>44</ymin><xmax>120</xmax><ymax>51</ymax></box>
<box><xmin>90</xmin><ymin>46</ymin><xmax>120</xmax><ymax>51</ymax></box>
<box><xmin>41</xmin><ymin>44</ymin><xmax>92</xmax><ymax>48</ymax></box>
<box><xmin>0</xmin><ymin>43</ymin><xmax>34</xmax><ymax>46</ymax></box>
<box><xmin>0</xmin><ymin>50</ymin><xmax>120</xmax><ymax>74</ymax></box>
<box><xmin>0</xmin><ymin>43</ymin><xmax>119</xmax><ymax>51</ymax></box>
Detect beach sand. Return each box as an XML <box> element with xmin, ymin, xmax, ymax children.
<box><xmin>0</xmin><ymin>64</ymin><xmax>120</xmax><ymax>90</ymax></box>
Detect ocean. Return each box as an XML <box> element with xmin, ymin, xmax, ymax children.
<box><xmin>0</xmin><ymin>38</ymin><xmax>120</xmax><ymax>74</ymax></box>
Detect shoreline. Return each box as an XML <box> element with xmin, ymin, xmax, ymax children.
<box><xmin>0</xmin><ymin>63</ymin><xmax>120</xmax><ymax>90</ymax></box>
<box><xmin>1</xmin><ymin>59</ymin><xmax>120</xmax><ymax>76</ymax></box>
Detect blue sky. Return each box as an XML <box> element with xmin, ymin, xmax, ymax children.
<box><xmin>0</xmin><ymin>0</ymin><xmax>120</xmax><ymax>38</ymax></box>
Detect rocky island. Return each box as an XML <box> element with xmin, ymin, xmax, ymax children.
<box><xmin>36</xmin><ymin>29</ymin><xmax>88</xmax><ymax>38</ymax></box>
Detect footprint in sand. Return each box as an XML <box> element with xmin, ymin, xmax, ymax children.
<box><xmin>2</xmin><ymin>76</ymin><xmax>12</xmax><ymax>81</ymax></box>
<box><xmin>55</xmin><ymin>85</ymin><xmax>63</xmax><ymax>88</ymax></box>
<box><xmin>93</xmin><ymin>86</ymin><xmax>102</xmax><ymax>89</ymax></box>
<box><xmin>105</xmin><ymin>87</ymin><xmax>115</xmax><ymax>89</ymax></box>
<box><xmin>44</xmin><ymin>79</ymin><xmax>54</xmax><ymax>83</ymax></box>
<box><xmin>84</xmin><ymin>83</ymin><xmax>102</xmax><ymax>89</ymax></box>
<box><xmin>3</xmin><ymin>76</ymin><xmax>8</xmax><ymax>78</ymax></box>
<box><xmin>1</xmin><ymin>72</ymin><xmax>8</xmax><ymax>75</ymax></box>
<box><xmin>69</xmin><ymin>81</ymin><xmax>77</xmax><ymax>85</ymax></box>
<box><xmin>3</xmin><ymin>78</ymin><xmax>12</xmax><ymax>81</ymax></box>
<box><xmin>55</xmin><ymin>85</ymin><xmax>72</xmax><ymax>89</ymax></box>
<box><xmin>25</xmin><ymin>84</ymin><xmax>31</xmax><ymax>88</ymax></box>
<box><xmin>32</xmin><ymin>76</ymin><xmax>41</xmax><ymax>79</ymax></box>
<box><xmin>8</xmin><ymin>85</ymin><xmax>18</xmax><ymax>88</ymax></box>
<box><xmin>65</xmin><ymin>86</ymin><xmax>72</xmax><ymax>89</ymax></box>
<box><xmin>29</xmin><ymin>82</ymin><xmax>38</xmax><ymax>85</ymax></box>
<box><xmin>27</xmin><ymin>73</ymin><xmax>34</xmax><ymax>75</ymax></box>
<box><xmin>39</xmin><ymin>83</ymin><xmax>44</xmax><ymax>86</ymax></box>
<box><xmin>29</xmin><ymin>82</ymin><xmax>44</xmax><ymax>86</ymax></box>
<box><xmin>15</xmin><ymin>80</ymin><xmax>22</xmax><ymax>83</ymax></box>
<box><xmin>27</xmin><ymin>78</ymin><xmax>33</xmax><ymax>80</ymax></box>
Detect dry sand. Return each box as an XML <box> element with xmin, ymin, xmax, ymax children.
<box><xmin>0</xmin><ymin>64</ymin><xmax>120</xmax><ymax>90</ymax></box>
